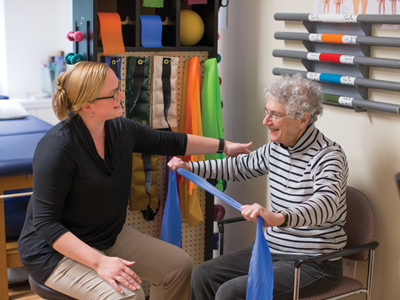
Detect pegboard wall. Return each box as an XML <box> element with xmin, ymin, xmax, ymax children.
<box><xmin>98</xmin><ymin>51</ymin><xmax>211</xmax><ymax>296</ymax></box>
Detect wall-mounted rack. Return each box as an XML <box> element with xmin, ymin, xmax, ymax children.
<box><xmin>272</xmin><ymin>12</ymin><xmax>400</xmax><ymax>115</ymax></box>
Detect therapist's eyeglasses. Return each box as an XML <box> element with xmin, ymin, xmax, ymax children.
<box><xmin>96</xmin><ymin>84</ymin><xmax>120</xmax><ymax>101</ymax></box>
<box><xmin>263</xmin><ymin>108</ymin><xmax>292</xmax><ymax>122</ymax></box>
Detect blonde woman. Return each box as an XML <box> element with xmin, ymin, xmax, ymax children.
<box><xmin>17</xmin><ymin>61</ymin><xmax>251</xmax><ymax>300</ymax></box>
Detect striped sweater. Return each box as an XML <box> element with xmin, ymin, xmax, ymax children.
<box><xmin>190</xmin><ymin>124</ymin><xmax>348</xmax><ymax>256</ymax></box>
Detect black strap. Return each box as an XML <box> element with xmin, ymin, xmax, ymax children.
<box><xmin>141</xmin><ymin>153</ymin><xmax>158</xmax><ymax>221</ymax></box>
<box><xmin>110</xmin><ymin>57</ymin><xmax>120</xmax><ymax>78</ymax></box>
<box><xmin>128</xmin><ymin>59</ymin><xmax>146</xmax><ymax>119</ymax></box>
<box><xmin>161</xmin><ymin>57</ymin><xmax>172</xmax><ymax>131</ymax></box>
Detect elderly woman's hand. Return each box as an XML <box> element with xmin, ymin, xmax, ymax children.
<box><xmin>167</xmin><ymin>157</ymin><xmax>191</xmax><ymax>172</ymax></box>
<box><xmin>241</xmin><ymin>203</ymin><xmax>286</xmax><ymax>227</ymax></box>
<box><xmin>224</xmin><ymin>141</ymin><xmax>252</xmax><ymax>157</ymax></box>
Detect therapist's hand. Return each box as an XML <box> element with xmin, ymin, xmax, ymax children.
<box><xmin>167</xmin><ymin>157</ymin><xmax>191</xmax><ymax>172</ymax></box>
<box><xmin>224</xmin><ymin>141</ymin><xmax>252</xmax><ymax>157</ymax></box>
<box><xmin>96</xmin><ymin>256</ymin><xmax>142</xmax><ymax>294</ymax></box>
<box><xmin>241</xmin><ymin>203</ymin><xmax>285</xmax><ymax>227</ymax></box>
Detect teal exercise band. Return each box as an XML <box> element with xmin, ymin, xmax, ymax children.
<box><xmin>177</xmin><ymin>168</ymin><xmax>273</xmax><ymax>300</ymax></box>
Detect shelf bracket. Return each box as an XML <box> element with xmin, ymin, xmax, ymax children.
<box><xmin>359</xmin><ymin>22</ymin><xmax>372</xmax><ymax>37</ymax></box>
<box><xmin>356</xmin><ymin>64</ymin><xmax>370</xmax><ymax>79</ymax></box>
<box><xmin>356</xmin><ymin>85</ymin><xmax>369</xmax><ymax>100</ymax></box>
<box><xmin>301</xmin><ymin>40</ymin><xmax>314</xmax><ymax>52</ymax></box>
<box><xmin>302</xmin><ymin>20</ymin><xmax>315</xmax><ymax>33</ymax></box>
<box><xmin>358</xmin><ymin>43</ymin><xmax>371</xmax><ymax>57</ymax></box>
<box><xmin>301</xmin><ymin>58</ymin><xmax>314</xmax><ymax>72</ymax></box>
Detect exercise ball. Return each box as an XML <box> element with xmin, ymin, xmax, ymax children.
<box><xmin>180</xmin><ymin>10</ymin><xmax>205</xmax><ymax>46</ymax></box>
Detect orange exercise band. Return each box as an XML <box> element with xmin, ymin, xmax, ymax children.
<box><xmin>321</xmin><ymin>34</ymin><xmax>345</xmax><ymax>44</ymax></box>
<box><xmin>97</xmin><ymin>13</ymin><xmax>125</xmax><ymax>55</ymax></box>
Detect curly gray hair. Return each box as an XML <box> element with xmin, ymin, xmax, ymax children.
<box><xmin>264</xmin><ymin>74</ymin><xmax>323</xmax><ymax>125</ymax></box>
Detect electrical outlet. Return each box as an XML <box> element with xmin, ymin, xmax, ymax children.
<box><xmin>342</xmin><ymin>258</ymin><xmax>356</xmax><ymax>278</ymax></box>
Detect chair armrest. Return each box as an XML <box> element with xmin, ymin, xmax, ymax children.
<box><xmin>294</xmin><ymin>241</ymin><xmax>379</xmax><ymax>268</ymax></box>
<box><xmin>218</xmin><ymin>217</ymin><xmax>246</xmax><ymax>233</ymax></box>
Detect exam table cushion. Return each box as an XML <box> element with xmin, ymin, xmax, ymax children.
<box><xmin>0</xmin><ymin>115</ymin><xmax>53</xmax><ymax>137</ymax></box>
<box><xmin>0</xmin><ymin>115</ymin><xmax>53</xmax><ymax>177</ymax></box>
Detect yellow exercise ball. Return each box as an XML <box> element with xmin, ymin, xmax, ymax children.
<box><xmin>180</xmin><ymin>10</ymin><xmax>205</xmax><ymax>46</ymax></box>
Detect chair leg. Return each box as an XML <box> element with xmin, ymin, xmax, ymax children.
<box><xmin>366</xmin><ymin>250</ymin><xmax>376</xmax><ymax>300</ymax></box>
<box><xmin>293</xmin><ymin>267</ymin><xmax>301</xmax><ymax>300</ymax></box>
<box><xmin>219</xmin><ymin>232</ymin><xmax>224</xmax><ymax>256</ymax></box>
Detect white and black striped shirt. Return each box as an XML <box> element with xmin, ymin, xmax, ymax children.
<box><xmin>190</xmin><ymin>124</ymin><xmax>348</xmax><ymax>256</ymax></box>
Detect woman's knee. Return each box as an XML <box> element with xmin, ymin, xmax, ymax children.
<box><xmin>173</xmin><ymin>248</ymin><xmax>193</xmax><ymax>277</ymax></box>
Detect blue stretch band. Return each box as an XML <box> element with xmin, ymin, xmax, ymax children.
<box><xmin>177</xmin><ymin>168</ymin><xmax>242</xmax><ymax>211</ymax></box>
<box><xmin>177</xmin><ymin>167</ymin><xmax>274</xmax><ymax>300</ymax></box>
<box><xmin>319</xmin><ymin>73</ymin><xmax>342</xmax><ymax>84</ymax></box>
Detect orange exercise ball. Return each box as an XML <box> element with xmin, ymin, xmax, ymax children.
<box><xmin>180</xmin><ymin>10</ymin><xmax>205</xmax><ymax>46</ymax></box>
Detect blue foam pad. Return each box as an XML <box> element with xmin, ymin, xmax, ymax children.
<box><xmin>0</xmin><ymin>132</ymin><xmax>47</xmax><ymax>177</ymax></box>
<box><xmin>140</xmin><ymin>15</ymin><xmax>163</xmax><ymax>48</ymax></box>
<box><xmin>0</xmin><ymin>115</ymin><xmax>53</xmax><ymax>137</ymax></box>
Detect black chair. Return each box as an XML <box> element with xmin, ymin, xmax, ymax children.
<box><xmin>218</xmin><ymin>186</ymin><xmax>379</xmax><ymax>300</ymax></box>
<box><xmin>29</xmin><ymin>275</ymin><xmax>76</xmax><ymax>300</ymax></box>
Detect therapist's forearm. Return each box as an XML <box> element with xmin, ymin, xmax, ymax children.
<box><xmin>52</xmin><ymin>231</ymin><xmax>105</xmax><ymax>271</ymax></box>
<box><xmin>185</xmin><ymin>134</ymin><xmax>221</xmax><ymax>155</ymax></box>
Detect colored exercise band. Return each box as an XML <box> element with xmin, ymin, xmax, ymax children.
<box><xmin>273</xmin><ymin>49</ymin><xmax>400</xmax><ymax>69</ymax></box>
<box><xmin>309</xmin><ymin>34</ymin><xmax>357</xmax><ymax>44</ymax></box>
<box><xmin>306</xmin><ymin>72</ymin><xmax>356</xmax><ymax>85</ymax></box>
<box><xmin>307</xmin><ymin>53</ymin><xmax>355</xmax><ymax>64</ymax></box>
<box><xmin>177</xmin><ymin>168</ymin><xmax>242</xmax><ymax>210</ymax></box>
<box><xmin>323</xmin><ymin>94</ymin><xmax>400</xmax><ymax>114</ymax></box>
<box><xmin>275</xmin><ymin>12</ymin><xmax>400</xmax><ymax>24</ymax></box>
<box><xmin>176</xmin><ymin>167</ymin><xmax>274</xmax><ymax>300</ymax></box>
<box><xmin>308</xmin><ymin>14</ymin><xmax>358</xmax><ymax>23</ymax></box>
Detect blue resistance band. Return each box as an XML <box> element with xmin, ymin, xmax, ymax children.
<box><xmin>177</xmin><ymin>168</ymin><xmax>242</xmax><ymax>210</ymax></box>
<box><xmin>177</xmin><ymin>168</ymin><xmax>274</xmax><ymax>300</ymax></box>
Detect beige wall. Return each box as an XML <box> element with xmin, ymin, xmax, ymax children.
<box><xmin>218</xmin><ymin>1</ymin><xmax>400</xmax><ymax>299</ymax></box>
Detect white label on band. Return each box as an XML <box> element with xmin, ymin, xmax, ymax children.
<box><xmin>342</xmin><ymin>14</ymin><xmax>358</xmax><ymax>23</ymax></box>
<box><xmin>308</xmin><ymin>14</ymin><xmax>322</xmax><ymax>22</ymax></box>
<box><xmin>340</xmin><ymin>76</ymin><xmax>356</xmax><ymax>85</ymax></box>
<box><xmin>309</xmin><ymin>14</ymin><xmax>347</xmax><ymax>23</ymax></box>
<box><xmin>309</xmin><ymin>34</ymin><xmax>323</xmax><ymax>42</ymax></box>
<box><xmin>339</xmin><ymin>55</ymin><xmax>355</xmax><ymax>64</ymax></box>
<box><xmin>307</xmin><ymin>52</ymin><xmax>321</xmax><ymax>61</ymax></box>
<box><xmin>306</xmin><ymin>72</ymin><xmax>321</xmax><ymax>81</ymax></box>
<box><xmin>342</xmin><ymin>35</ymin><xmax>358</xmax><ymax>44</ymax></box>
<box><xmin>338</xmin><ymin>97</ymin><xmax>354</xmax><ymax>106</ymax></box>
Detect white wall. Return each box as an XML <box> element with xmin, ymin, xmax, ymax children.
<box><xmin>1</xmin><ymin>0</ymin><xmax>72</xmax><ymax>97</ymax></box>
<box><xmin>218</xmin><ymin>1</ymin><xmax>400</xmax><ymax>299</ymax></box>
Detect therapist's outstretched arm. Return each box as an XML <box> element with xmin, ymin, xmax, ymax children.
<box><xmin>185</xmin><ymin>134</ymin><xmax>252</xmax><ymax>157</ymax></box>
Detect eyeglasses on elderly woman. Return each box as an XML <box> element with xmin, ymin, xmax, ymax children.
<box><xmin>263</xmin><ymin>108</ymin><xmax>294</xmax><ymax>122</ymax></box>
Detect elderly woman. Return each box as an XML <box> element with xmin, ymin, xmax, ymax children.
<box><xmin>168</xmin><ymin>74</ymin><xmax>348</xmax><ymax>300</ymax></box>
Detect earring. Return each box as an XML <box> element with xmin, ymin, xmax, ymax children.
<box><xmin>90</xmin><ymin>113</ymin><xmax>93</xmax><ymax>117</ymax></box>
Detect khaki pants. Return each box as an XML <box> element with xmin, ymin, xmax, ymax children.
<box><xmin>45</xmin><ymin>224</ymin><xmax>193</xmax><ymax>300</ymax></box>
